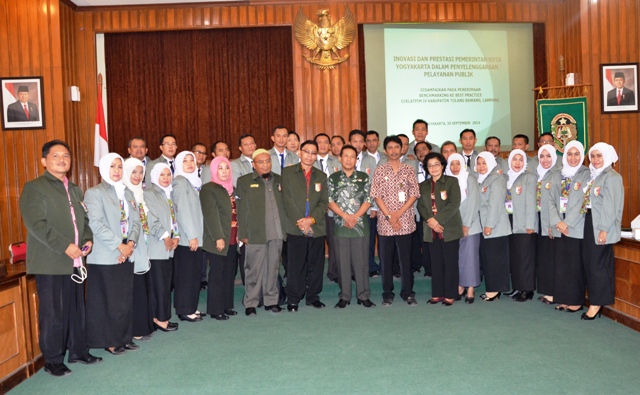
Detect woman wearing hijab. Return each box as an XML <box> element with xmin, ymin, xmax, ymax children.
<box><xmin>172</xmin><ymin>151</ymin><xmax>205</xmax><ymax>322</ymax></box>
<box><xmin>145</xmin><ymin>163</ymin><xmax>180</xmax><ymax>332</ymax></box>
<box><xmin>580</xmin><ymin>143</ymin><xmax>623</xmax><ymax>320</ymax></box>
<box><xmin>475</xmin><ymin>152</ymin><xmax>511</xmax><ymax>301</ymax></box>
<box><xmin>85</xmin><ymin>153</ymin><xmax>141</xmax><ymax>355</ymax></box>
<box><xmin>535</xmin><ymin>145</ymin><xmax>560</xmax><ymax>305</ymax></box>
<box><xmin>505</xmin><ymin>149</ymin><xmax>538</xmax><ymax>302</ymax></box>
<box><xmin>123</xmin><ymin>158</ymin><xmax>154</xmax><ymax>341</ymax></box>
<box><xmin>200</xmin><ymin>156</ymin><xmax>238</xmax><ymax>320</ymax></box>
<box><xmin>418</xmin><ymin>152</ymin><xmax>463</xmax><ymax>306</ymax></box>
<box><xmin>548</xmin><ymin>141</ymin><xmax>590</xmax><ymax>313</ymax></box>
<box><xmin>445</xmin><ymin>153</ymin><xmax>481</xmax><ymax>303</ymax></box>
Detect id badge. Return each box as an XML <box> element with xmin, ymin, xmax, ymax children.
<box><xmin>120</xmin><ymin>220</ymin><xmax>128</xmax><ymax>237</ymax></box>
<box><xmin>398</xmin><ymin>191</ymin><xmax>406</xmax><ymax>203</ymax></box>
<box><xmin>505</xmin><ymin>201</ymin><xmax>513</xmax><ymax>214</ymax></box>
<box><xmin>559</xmin><ymin>197</ymin><xmax>568</xmax><ymax>213</ymax></box>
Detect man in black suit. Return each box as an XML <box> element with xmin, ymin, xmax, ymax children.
<box><xmin>7</xmin><ymin>85</ymin><xmax>39</xmax><ymax>122</ymax></box>
<box><xmin>607</xmin><ymin>71</ymin><xmax>635</xmax><ymax>106</ymax></box>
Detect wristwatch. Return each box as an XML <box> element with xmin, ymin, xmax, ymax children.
<box><xmin>385</xmin><ymin>214</ymin><xmax>391</xmax><ymax>220</ymax></box>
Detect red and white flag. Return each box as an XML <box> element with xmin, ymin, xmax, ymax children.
<box><xmin>93</xmin><ymin>76</ymin><xmax>108</xmax><ymax>167</ymax></box>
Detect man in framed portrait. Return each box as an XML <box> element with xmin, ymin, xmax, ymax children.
<box><xmin>7</xmin><ymin>85</ymin><xmax>39</xmax><ymax>122</ymax></box>
<box><xmin>606</xmin><ymin>71</ymin><xmax>636</xmax><ymax>106</ymax></box>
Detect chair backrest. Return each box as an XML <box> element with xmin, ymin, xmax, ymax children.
<box><xmin>9</xmin><ymin>242</ymin><xmax>26</xmax><ymax>264</ymax></box>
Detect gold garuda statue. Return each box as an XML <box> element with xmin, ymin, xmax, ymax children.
<box><xmin>293</xmin><ymin>6</ymin><xmax>356</xmax><ymax>70</ymax></box>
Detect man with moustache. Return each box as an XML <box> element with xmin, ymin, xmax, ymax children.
<box><xmin>127</xmin><ymin>137</ymin><xmax>151</xmax><ymax>167</ymax></box>
<box><xmin>484</xmin><ymin>136</ymin><xmax>507</xmax><ymax>174</ymax></box>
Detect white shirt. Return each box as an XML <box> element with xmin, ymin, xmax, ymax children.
<box><xmin>317</xmin><ymin>154</ymin><xmax>330</xmax><ymax>176</ymax></box>
<box><xmin>367</xmin><ymin>150</ymin><xmax>381</xmax><ymax>164</ymax></box>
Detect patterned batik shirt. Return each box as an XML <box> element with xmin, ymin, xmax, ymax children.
<box><xmin>370</xmin><ymin>162</ymin><xmax>420</xmax><ymax>236</ymax></box>
<box><xmin>328</xmin><ymin>170</ymin><xmax>371</xmax><ymax>238</ymax></box>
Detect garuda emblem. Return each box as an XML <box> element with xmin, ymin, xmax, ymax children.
<box><xmin>293</xmin><ymin>7</ymin><xmax>356</xmax><ymax>70</ymax></box>
<box><xmin>550</xmin><ymin>113</ymin><xmax>578</xmax><ymax>153</ymax></box>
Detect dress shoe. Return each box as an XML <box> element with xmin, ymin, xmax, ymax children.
<box><xmin>154</xmin><ymin>322</ymin><xmax>178</xmax><ymax>332</ymax></box>
<box><xmin>196</xmin><ymin>311</ymin><xmax>207</xmax><ymax>318</ymax></box>
<box><xmin>178</xmin><ymin>314</ymin><xmax>203</xmax><ymax>322</ymax></box>
<box><xmin>581</xmin><ymin>307</ymin><xmax>602</xmax><ymax>320</ymax></box>
<box><xmin>68</xmin><ymin>353</ymin><xmax>102</xmax><ymax>365</ymax></box>
<box><xmin>406</xmin><ymin>296</ymin><xmax>418</xmax><ymax>306</ymax></box>
<box><xmin>245</xmin><ymin>307</ymin><xmax>257</xmax><ymax>316</ymax></box>
<box><xmin>200</xmin><ymin>281</ymin><xmax>208</xmax><ymax>290</ymax></box>
<box><xmin>513</xmin><ymin>291</ymin><xmax>534</xmax><ymax>302</ymax></box>
<box><xmin>504</xmin><ymin>289</ymin><xmax>520</xmax><ymax>298</ymax></box>
<box><xmin>124</xmin><ymin>342</ymin><xmax>139</xmax><ymax>351</ymax></box>
<box><xmin>382</xmin><ymin>298</ymin><xmax>393</xmax><ymax>306</ymax></box>
<box><xmin>104</xmin><ymin>346</ymin><xmax>126</xmax><ymax>355</ymax></box>
<box><xmin>224</xmin><ymin>309</ymin><xmax>238</xmax><ymax>316</ymax></box>
<box><xmin>442</xmin><ymin>299</ymin><xmax>454</xmax><ymax>306</ymax></box>
<box><xmin>265</xmin><ymin>305</ymin><xmax>282</xmax><ymax>313</ymax></box>
<box><xmin>369</xmin><ymin>271</ymin><xmax>380</xmax><ymax>278</ymax></box>
<box><xmin>167</xmin><ymin>321</ymin><xmax>179</xmax><ymax>328</ymax></box>
<box><xmin>212</xmin><ymin>314</ymin><xmax>230</xmax><ymax>320</ymax></box>
<box><xmin>335</xmin><ymin>299</ymin><xmax>350</xmax><ymax>308</ymax></box>
<box><xmin>287</xmin><ymin>304</ymin><xmax>299</xmax><ymax>312</ymax></box>
<box><xmin>44</xmin><ymin>362</ymin><xmax>72</xmax><ymax>377</ymax></box>
<box><xmin>357</xmin><ymin>299</ymin><xmax>376</xmax><ymax>308</ymax></box>
<box><xmin>565</xmin><ymin>306</ymin><xmax>584</xmax><ymax>313</ymax></box>
<box><xmin>458</xmin><ymin>287</ymin><xmax>467</xmax><ymax>299</ymax></box>
<box><xmin>465</xmin><ymin>296</ymin><xmax>475</xmax><ymax>304</ymax></box>
<box><xmin>427</xmin><ymin>297</ymin><xmax>444</xmax><ymax>305</ymax></box>
<box><xmin>480</xmin><ymin>292</ymin><xmax>501</xmax><ymax>302</ymax></box>
<box><xmin>306</xmin><ymin>300</ymin><xmax>326</xmax><ymax>309</ymax></box>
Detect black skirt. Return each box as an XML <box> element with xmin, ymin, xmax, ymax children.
<box><xmin>480</xmin><ymin>236</ymin><xmax>510</xmax><ymax>293</ymax></box>
<box><xmin>149</xmin><ymin>258</ymin><xmax>174</xmax><ymax>321</ymax></box>
<box><xmin>509</xmin><ymin>233</ymin><xmax>536</xmax><ymax>291</ymax></box>
<box><xmin>173</xmin><ymin>246</ymin><xmax>203</xmax><ymax>315</ymax></box>
<box><xmin>536</xmin><ymin>234</ymin><xmax>557</xmax><ymax>296</ymax></box>
<box><xmin>206</xmin><ymin>247</ymin><xmax>238</xmax><ymax>316</ymax></box>
<box><xmin>553</xmin><ymin>236</ymin><xmax>585</xmax><ymax>306</ymax></box>
<box><xmin>132</xmin><ymin>271</ymin><xmax>154</xmax><ymax>337</ymax></box>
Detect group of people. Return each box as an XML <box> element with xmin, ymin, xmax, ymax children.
<box><xmin>20</xmin><ymin>121</ymin><xmax>624</xmax><ymax>378</ymax></box>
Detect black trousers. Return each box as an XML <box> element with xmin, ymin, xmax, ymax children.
<box><xmin>412</xmin><ymin>221</ymin><xmax>432</xmax><ymax>275</ymax></box>
<box><xmin>35</xmin><ymin>272</ymin><xmax>88</xmax><ymax>364</ymax></box>
<box><xmin>234</xmin><ymin>244</ymin><xmax>246</xmax><ymax>285</ymax></box>
<box><xmin>173</xmin><ymin>246</ymin><xmax>203</xmax><ymax>315</ymax></box>
<box><xmin>149</xmin><ymin>258</ymin><xmax>173</xmax><ymax>321</ymax></box>
<box><xmin>206</xmin><ymin>247</ymin><xmax>238</xmax><ymax>316</ymax></box>
<box><xmin>428</xmin><ymin>238</ymin><xmax>460</xmax><ymax>299</ymax></box>
<box><xmin>480</xmin><ymin>236</ymin><xmax>510</xmax><ymax>293</ymax></box>
<box><xmin>285</xmin><ymin>234</ymin><xmax>326</xmax><ymax>305</ymax></box>
<box><xmin>583</xmin><ymin>211</ymin><xmax>615</xmax><ymax>306</ymax></box>
<box><xmin>325</xmin><ymin>213</ymin><xmax>338</xmax><ymax>282</ymax></box>
<box><xmin>379</xmin><ymin>234</ymin><xmax>414</xmax><ymax>300</ymax></box>
<box><xmin>132</xmin><ymin>271</ymin><xmax>154</xmax><ymax>337</ymax></box>
<box><xmin>553</xmin><ymin>236</ymin><xmax>585</xmax><ymax>306</ymax></box>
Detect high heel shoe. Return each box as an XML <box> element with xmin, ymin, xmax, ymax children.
<box><xmin>458</xmin><ymin>288</ymin><xmax>467</xmax><ymax>300</ymax></box>
<box><xmin>581</xmin><ymin>307</ymin><xmax>602</xmax><ymax>320</ymax></box>
<box><xmin>513</xmin><ymin>291</ymin><xmax>534</xmax><ymax>302</ymax></box>
<box><xmin>480</xmin><ymin>292</ymin><xmax>500</xmax><ymax>302</ymax></box>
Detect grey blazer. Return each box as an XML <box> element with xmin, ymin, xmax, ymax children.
<box><xmin>478</xmin><ymin>168</ymin><xmax>511</xmax><ymax>238</ymax></box>
<box><xmin>538</xmin><ymin>169</ymin><xmax>561</xmax><ymax>238</ymax></box>
<box><xmin>171</xmin><ymin>176</ymin><xmax>203</xmax><ymax>247</ymax></box>
<box><xmin>588</xmin><ymin>167</ymin><xmax>624</xmax><ymax>244</ymax></box>
<box><xmin>460</xmin><ymin>150</ymin><xmax>479</xmax><ymax>176</ymax></box>
<box><xmin>269</xmin><ymin>147</ymin><xmax>300</xmax><ymax>175</ymax></box>
<box><xmin>231</xmin><ymin>156</ymin><xmax>253</xmax><ymax>187</ymax></box>
<box><xmin>508</xmin><ymin>171</ymin><xmax>538</xmax><ymax>234</ymax></box>
<box><xmin>496</xmin><ymin>156</ymin><xmax>509</xmax><ymax>175</ymax></box>
<box><xmin>200</xmin><ymin>164</ymin><xmax>212</xmax><ymax>185</ymax></box>
<box><xmin>144</xmin><ymin>184</ymin><xmax>176</xmax><ymax>259</ymax></box>
<box><xmin>145</xmin><ymin>156</ymin><xmax>171</xmax><ymax>184</ymax></box>
<box><xmin>85</xmin><ymin>181</ymin><xmax>141</xmax><ymax>265</ymax></box>
<box><xmin>131</xmin><ymin>204</ymin><xmax>150</xmax><ymax>273</ymax></box>
<box><xmin>548</xmin><ymin>166</ymin><xmax>590</xmax><ymax>239</ymax></box>
<box><xmin>313</xmin><ymin>155</ymin><xmax>342</xmax><ymax>175</ymax></box>
<box><xmin>460</xmin><ymin>174</ymin><xmax>482</xmax><ymax>236</ymax></box>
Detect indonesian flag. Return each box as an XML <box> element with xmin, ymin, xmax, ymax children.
<box><xmin>93</xmin><ymin>77</ymin><xmax>108</xmax><ymax>167</ymax></box>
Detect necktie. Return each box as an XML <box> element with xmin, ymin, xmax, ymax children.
<box><xmin>23</xmin><ymin>104</ymin><xmax>30</xmax><ymax>120</ymax></box>
<box><xmin>617</xmin><ymin>90</ymin><xmax>622</xmax><ymax>105</ymax></box>
<box><xmin>169</xmin><ymin>160</ymin><xmax>174</xmax><ymax>174</ymax></box>
<box><xmin>418</xmin><ymin>163</ymin><xmax>425</xmax><ymax>183</ymax></box>
<box><xmin>465</xmin><ymin>155</ymin><xmax>471</xmax><ymax>168</ymax></box>
<box><xmin>319</xmin><ymin>158</ymin><xmax>324</xmax><ymax>173</ymax></box>
<box><xmin>356</xmin><ymin>156</ymin><xmax>361</xmax><ymax>171</ymax></box>
<box><xmin>198</xmin><ymin>167</ymin><xmax>202</xmax><ymax>178</ymax></box>
<box><xmin>279</xmin><ymin>153</ymin><xmax>284</xmax><ymax>171</ymax></box>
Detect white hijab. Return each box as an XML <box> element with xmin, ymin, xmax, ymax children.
<box><xmin>536</xmin><ymin>144</ymin><xmax>558</xmax><ymax>181</ymax></box>
<box><xmin>151</xmin><ymin>163</ymin><xmax>173</xmax><ymax>199</ymax></box>
<box><xmin>476</xmin><ymin>151</ymin><xmax>497</xmax><ymax>184</ymax></box>
<box><xmin>174</xmin><ymin>151</ymin><xmax>202</xmax><ymax>190</ymax></box>
<box><xmin>445</xmin><ymin>153</ymin><xmax>468</xmax><ymax>202</ymax></box>
<box><xmin>123</xmin><ymin>158</ymin><xmax>147</xmax><ymax>214</ymax></box>
<box><xmin>588</xmin><ymin>142</ymin><xmax>618</xmax><ymax>181</ymax></box>
<box><xmin>506</xmin><ymin>149</ymin><xmax>527</xmax><ymax>189</ymax></box>
<box><xmin>99</xmin><ymin>153</ymin><xmax>126</xmax><ymax>200</ymax></box>
<box><xmin>561</xmin><ymin>140</ymin><xmax>585</xmax><ymax>178</ymax></box>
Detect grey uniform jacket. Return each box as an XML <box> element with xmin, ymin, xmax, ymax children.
<box><xmin>587</xmin><ymin>167</ymin><xmax>624</xmax><ymax>244</ymax></box>
<box><xmin>508</xmin><ymin>171</ymin><xmax>538</xmax><ymax>234</ymax></box>
<box><xmin>171</xmin><ymin>176</ymin><xmax>203</xmax><ymax>247</ymax></box>
<box><xmin>357</xmin><ymin>153</ymin><xmax>377</xmax><ymax>177</ymax></box>
<box><xmin>130</xmin><ymin>203</ymin><xmax>150</xmax><ymax>273</ymax></box>
<box><xmin>478</xmin><ymin>168</ymin><xmax>512</xmax><ymax>238</ymax></box>
<box><xmin>269</xmin><ymin>148</ymin><xmax>300</xmax><ymax>175</ymax></box>
<box><xmin>85</xmin><ymin>181</ymin><xmax>141</xmax><ymax>265</ymax></box>
<box><xmin>460</xmin><ymin>174</ymin><xmax>482</xmax><ymax>236</ymax></box>
<box><xmin>548</xmin><ymin>166</ymin><xmax>590</xmax><ymax>239</ymax></box>
<box><xmin>145</xmin><ymin>156</ymin><xmax>171</xmax><ymax>185</ymax></box>
<box><xmin>460</xmin><ymin>150</ymin><xmax>479</xmax><ymax>176</ymax></box>
<box><xmin>313</xmin><ymin>155</ymin><xmax>342</xmax><ymax>175</ymax></box>
<box><xmin>538</xmin><ymin>169</ymin><xmax>562</xmax><ymax>238</ymax></box>
<box><xmin>144</xmin><ymin>184</ymin><xmax>176</xmax><ymax>260</ymax></box>
<box><xmin>231</xmin><ymin>156</ymin><xmax>253</xmax><ymax>187</ymax></box>
<box><xmin>200</xmin><ymin>164</ymin><xmax>212</xmax><ymax>185</ymax></box>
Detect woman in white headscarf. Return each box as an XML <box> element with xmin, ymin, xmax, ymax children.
<box><xmin>475</xmin><ymin>152</ymin><xmax>511</xmax><ymax>301</ymax></box>
<box><xmin>445</xmin><ymin>153</ymin><xmax>481</xmax><ymax>303</ymax></box>
<box><xmin>172</xmin><ymin>151</ymin><xmax>205</xmax><ymax>322</ymax></box>
<box><xmin>548</xmin><ymin>140</ymin><xmax>590</xmax><ymax>313</ymax></box>
<box><xmin>144</xmin><ymin>163</ymin><xmax>180</xmax><ymax>332</ymax></box>
<box><xmin>85</xmin><ymin>153</ymin><xmax>141</xmax><ymax>355</ymax></box>
<box><xmin>504</xmin><ymin>149</ymin><xmax>538</xmax><ymax>302</ymax></box>
<box><xmin>123</xmin><ymin>158</ymin><xmax>154</xmax><ymax>341</ymax></box>
<box><xmin>535</xmin><ymin>145</ymin><xmax>560</xmax><ymax>305</ymax></box>
<box><xmin>580</xmin><ymin>143</ymin><xmax>624</xmax><ymax>320</ymax></box>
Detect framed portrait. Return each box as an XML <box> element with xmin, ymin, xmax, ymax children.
<box><xmin>1</xmin><ymin>76</ymin><xmax>45</xmax><ymax>130</ymax></box>
<box><xmin>601</xmin><ymin>63</ymin><xmax>638</xmax><ymax>113</ymax></box>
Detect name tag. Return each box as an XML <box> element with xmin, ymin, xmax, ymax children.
<box><xmin>250</xmin><ymin>184</ymin><xmax>259</xmax><ymax>188</ymax></box>
<box><xmin>560</xmin><ymin>197</ymin><xmax>568</xmax><ymax>213</ymax></box>
<box><xmin>398</xmin><ymin>191</ymin><xmax>406</xmax><ymax>202</ymax></box>
<box><xmin>505</xmin><ymin>201</ymin><xmax>513</xmax><ymax>214</ymax></box>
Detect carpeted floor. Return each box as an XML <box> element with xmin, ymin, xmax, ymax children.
<box><xmin>10</xmin><ymin>274</ymin><xmax>640</xmax><ymax>394</ymax></box>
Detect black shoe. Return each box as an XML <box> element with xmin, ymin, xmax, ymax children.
<box><xmin>504</xmin><ymin>289</ymin><xmax>520</xmax><ymax>298</ymax></box>
<box><xmin>480</xmin><ymin>292</ymin><xmax>501</xmax><ymax>302</ymax></box>
<box><xmin>465</xmin><ymin>296</ymin><xmax>475</xmax><ymax>304</ymax></box>
<box><xmin>581</xmin><ymin>307</ymin><xmax>602</xmax><ymax>320</ymax></box>
<box><xmin>335</xmin><ymin>299</ymin><xmax>350</xmax><ymax>308</ymax></box>
<box><xmin>104</xmin><ymin>346</ymin><xmax>126</xmax><ymax>355</ymax></box>
<box><xmin>406</xmin><ymin>296</ymin><xmax>418</xmax><ymax>306</ymax></box>
<box><xmin>196</xmin><ymin>311</ymin><xmax>207</xmax><ymax>318</ymax></box>
<box><xmin>382</xmin><ymin>298</ymin><xmax>393</xmax><ymax>306</ymax></box>
<box><xmin>369</xmin><ymin>271</ymin><xmax>380</xmax><ymax>278</ymax></box>
<box><xmin>167</xmin><ymin>321</ymin><xmax>179</xmax><ymax>328</ymax></box>
<box><xmin>200</xmin><ymin>281</ymin><xmax>208</xmax><ymax>290</ymax></box>
<box><xmin>357</xmin><ymin>299</ymin><xmax>376</xmax><ymax>308</ymax></box>
<box><xmin>513</xmin><ymin>291</ymin><xmax>534</xmax><ymax>302</ymax></box>
<box><xmin>245</xmin><ymin>307</ymin><xmax>257</xmax><ymax>316</ymax></box>
<box><xmin>68</xmin><ymin>353</ymin><xmax>102</xmax><ymax>365</ymax></box>
<box><xmin>459</xmin><ymin>287</ymin><xmax>467</xmax><ymax>299</ymax></box>
<box><xmin>287</xmin><ymin>304</ymin><xmax>299</xmax><ymax>312</ymax></box>
<box><xmin>306</xmin><ymin>300</ymin><xmax>326</xmax><ymax>309</ymax></box>
<box><xmin>124</xmin><ymin>342</ymin><xmax>139</xmax><ymax>351</ymax></box>
<box><xmin>178</xmin><ymin>314</ymin><xmax>203</xmax><ymax>322</ymax></box>
<box><xmin>224</xmin><ymin>309</ymin><xmax>238</xmax><ymax>316</ymax></box>
<box><xmin>265</xmin><ymin>305</ymin><xmax>282</xmax><ymax>313</ymax></box>
<box><xmin>154</xmin><ymin>322</ymin><xmax>178</xmax><ymax>332</ymax></box>
<box><xmin>212</xmin><ymin>314</ymin><xmax>230</xmax><ymax>320</ymax></box>
<box><xmin>44</xmin><ymin>362</ymin><xmax>72</xmax><ymax>377</ymax></box>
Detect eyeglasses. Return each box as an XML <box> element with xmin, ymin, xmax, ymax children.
<box><xmin>301</xmin><ymin>149</ymin><xmax>318</xmax><ymax>156</ymax></box>
<box><xmin>427</xmin><ymin>163</ymin><xmax>442</xmax><ymax>169</ymax></box>
<box><xmin>162</xmin><ymin>142</ymin><xmax>177</xmax><ymax>147</ymax></box>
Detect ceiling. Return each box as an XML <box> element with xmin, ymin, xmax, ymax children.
<box><xmin>71</xmin><ymin>0</ymin><xmax>242</xmax><ymax>7</ymax></box>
